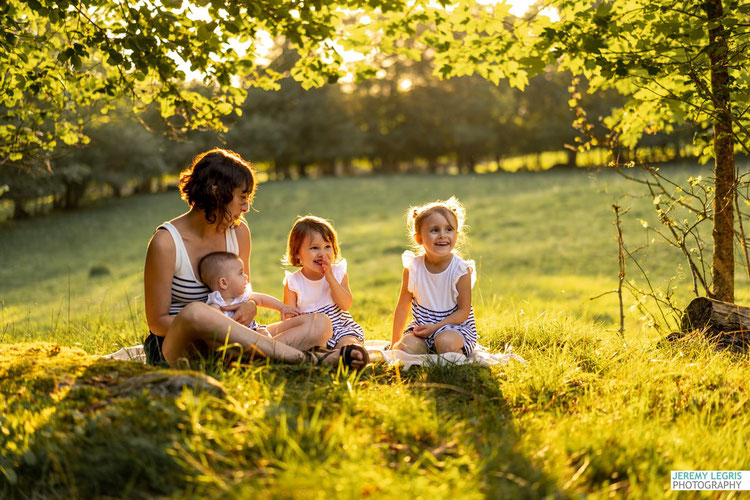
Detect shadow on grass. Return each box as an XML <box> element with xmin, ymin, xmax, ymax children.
<box><xmin>3</xmin><ymin>344</ymin><xmax>560</xmax><ymax>498</ymax></box>
<box><xmin>1</xmin><ymin>344</ymin><xmax>207</xmax><ymax>499</ymax></box>
<box><xmin>396</xmin><ymin>360</ymin><xmax>560</xmax><ymax>498</ymax></box>
<box><xmin>233</xmin><ymin>357</ymin><xmax>562</xmax><ymax>498</ymax></box>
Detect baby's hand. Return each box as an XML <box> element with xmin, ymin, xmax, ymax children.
<box><xmin>413</xmin><ymin>323</ymin><xmax>438</xmax><ymax>338</ymax></box>
<box><xmin>280</xmin><ymin>304</ymin><xmax>301</xmax><ymax>321</ymax></box>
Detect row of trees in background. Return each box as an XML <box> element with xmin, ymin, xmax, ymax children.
<box><xmin>2</xmin><ymin>63</ymin><xmax>696</xmax><ymax>219</ymax></box>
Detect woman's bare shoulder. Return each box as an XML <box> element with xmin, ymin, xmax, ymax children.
<box><xmin>235</xmin><ymin>219</ymin><xmax>251</xmax><ymax>238</ymax></box>
<box><xmin>148</xmin><ymin>226</ymin><xmax>175</xmax><ymax>255</ymax></box>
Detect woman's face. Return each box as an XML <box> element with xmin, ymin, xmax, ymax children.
<box><xmin>225</xmin><ymin>186</ymin><xmax>251</xmax><ymax>225</ymax></box>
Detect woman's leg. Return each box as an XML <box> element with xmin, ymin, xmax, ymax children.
<box><xmin>433</xmin><ymin>329</ymin><xmax>465</xmax><ymax>354</ymax></box>
<box><xmin>265</xmin><ymin>313</ymin><xmax>332</xmax><ymax>351</ymax></box>
<box><xmin>162</xmin><ymin>302</ymin><xmax>308</xmax><ymax>367</ymax></box>
<box><xmin>393</xmin><ymin>333</ymin><xmax>429</xmax><ymax>354</ymax></box>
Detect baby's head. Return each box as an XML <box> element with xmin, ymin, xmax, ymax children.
<box><xmin>407</xmin><ymin>196</ymin><xmax>467</xmax><ymax>254</ymax></box>
<box><xmin>198</xmin><ymin>251</ymin><xmax>247</xmax><ymax>298</ymax></box>
<box><xmin>283</xmin><ymin>216</ymin><xmax>340</xmax><ymax>269</ymax></box>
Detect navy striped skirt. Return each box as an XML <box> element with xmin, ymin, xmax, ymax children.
<box><xmin>309</xmin><ymin>303</ymin><xmax>365</xmax><ymax>349</ymax></box>
<box><xmin>405</xmin><ymin>300</ymin><xmax>478</xmax><ymax>355</ymax></box>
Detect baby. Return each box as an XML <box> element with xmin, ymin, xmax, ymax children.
<box><xmin>198</xmin><ymin>251</ymin><xmax>300</xmax><ymax>334</ymax></box>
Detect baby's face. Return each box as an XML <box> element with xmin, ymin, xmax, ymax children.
<box><xmin>224</xmin><ymin>258</ymin><xmax>248</xmax><ymax>298</ymax></box>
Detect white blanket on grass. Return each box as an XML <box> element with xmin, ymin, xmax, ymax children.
<box><xmin>103</xmin><ymin>340</ymin><xmax>525</xmax><ymax>369</ymax></box>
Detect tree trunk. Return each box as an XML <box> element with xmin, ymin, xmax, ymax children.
<box><xmin>707</xmin><ymin>0</ymin><xmax>736</xmax><ymax>303</ymax></box>
<box><xmin>12</xmin><ymin>199</ymin><xmax>30</xmax><ymax>219</ymax></box>
<box><xmin>427</xmin><ymin>157</ymin><xmax>439</xmax><ymax>174</ymax></box>
<box><xmin>679</xmin><ymin>297</ymin><xmax>750</xmax><ymax>351</ymax></box>
<box><xmin>566</xmin><ymin>149</ymin><xmax>577</xmax><ymax>168</ymax></box>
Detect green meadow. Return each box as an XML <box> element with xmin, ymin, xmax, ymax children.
<box><xmin>2</xmin><ymin>168</ymin><xmax>749</xmax><ymax>498</ymax></box>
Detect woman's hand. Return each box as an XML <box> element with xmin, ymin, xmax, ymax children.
<box><xmin>222</xmin><ymin>299</ymin><xmax>257</xmax><ymax>325</ymax></box>
<box><xmin>413</xmin><ymin>323</ymin><xmax>438</xmax><ymax>338</ymax></box>
<box><xmin>280</xmin><ymin>304</ymin><xmax>301</xmax><ymax>321</ymax></box>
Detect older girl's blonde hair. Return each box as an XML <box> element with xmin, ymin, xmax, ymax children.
<box><xmin>283</xmin><ymin>215</ymin><xmax>341</xmax><ymax>267</ymax></box>
<box><xmin>406</xmin><ymin>196</ymin><xmax>468</xmax><ymax>253</ymax></box>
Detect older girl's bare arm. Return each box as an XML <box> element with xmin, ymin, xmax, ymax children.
<box><xmin>391</xmin><ymin>268</ymin><xmax>412</xmax><ymax>347</ymax></box>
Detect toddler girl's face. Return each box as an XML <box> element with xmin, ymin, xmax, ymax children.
<box><xmin>297</xmin><ymin>231</ymin><xmax>335</xmax><ymax>275</ymax></box>
<box><xmin>417</xmin><ymin>211</ymin><xmax>457</xmax><ymax>258</ymax></box>
<box><xmin>224</xmin><ymin>258</ymin><xmax>248</xmax><ymax>297</ymax></box>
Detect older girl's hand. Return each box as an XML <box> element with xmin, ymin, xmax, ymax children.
<box><xmin>222</xmin><ymin>299</ymin><xmax>257</xmax><ymax>325</ymax></box>
<box><xmin>413</xmin><ymin>323</ymin><xmax>438</xmax><ymax>338</ymax></box>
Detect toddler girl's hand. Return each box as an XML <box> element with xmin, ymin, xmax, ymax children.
<box><xmin>413</xmin><ymin>323</ymin><xmax>438</xmax><ymax>338</ymax></box>
<box><xmin>280</xmin><ymin>304</ymin><xmax>301</xmax><ymax>321</ymax></box>
<box><xmin>318</xmin><ymin>254</ymin><xmax>333</xmax><ymax>277</ymax></box>
<box><xmin>223</xmin><ymin>299</ymin><xmax>257</xmax><ymax>325</ymax></box>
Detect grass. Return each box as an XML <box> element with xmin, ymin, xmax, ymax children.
<box><xmin>1</xmin><ymin>166</ymin><xmax>750</xmax><ymax>498</ymax></box>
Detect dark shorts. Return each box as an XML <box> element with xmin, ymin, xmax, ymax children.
<box><xmin>144</xmin><ymin>332</ymin><xmax>168</xmax><ymax>367</ymax></box>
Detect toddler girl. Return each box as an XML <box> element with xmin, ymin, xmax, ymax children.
<box><xmin>283</xmin><ymin>216</ymin><xmax>366</xmax><ymax>350</ymax></box>
<box><xmin>199</xmin><ymin>251</ymin><xmax>300</xmax><ymax>335</ymax></box>
<box><xmin>391</xmin><ymin>197</ymin><xmax>477</xmax><ymax>355</ymax></box>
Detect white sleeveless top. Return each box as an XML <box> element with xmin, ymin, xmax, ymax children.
<box><xmin>159</xmin><ymin>222</ymin><xmax>239</xmax><ymax>316</ymax></box>
<box><xmin>402</xmin><ymin>251</ymin><xmax>476</xmax><ymax>312</ymax></box>
<box><xmin>283</xmin><ymin>259</ymin><xmax>348</xmax><ymax>313</ymax></box>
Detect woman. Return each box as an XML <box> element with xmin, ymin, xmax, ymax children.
<box><xmin>143</xmin><ymin>148</ymin><xmax>369</xmax><ymax>369</ymax></box>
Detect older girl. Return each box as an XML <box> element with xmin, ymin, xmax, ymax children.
<box><xmin>391</xmin><ymin>197</ymin><xmax>477</xmax><ymax>356</ymax></box>
<box><xmin>143</xmin><ymin>148</ymin><xmax>368</xmax><ymax>370</ymax></box>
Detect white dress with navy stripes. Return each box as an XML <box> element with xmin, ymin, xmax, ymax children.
<box><xmin>284</xmin><ymin>259</ymin><xmax>365</xmax><ymax>349</ymax></box>
<box><xmin>402</xmin><ymin>250</ymin><xmax>478</xmax><ymax>354</ymax></box>
<box><xmin>158</xmin><ymin>222</ymin><xmax>238</xmax><ymax>316</ymax></box>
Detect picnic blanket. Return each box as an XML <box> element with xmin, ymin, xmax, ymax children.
<box><xmin>103</xmin><ymin>340</ymin><xmax>525</xmax><ymax>369</ymax></box>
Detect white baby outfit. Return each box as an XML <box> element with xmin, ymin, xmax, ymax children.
<box><xmin>206</xmin><ymin>284</ymin><xmax>264</xmax><ymax>331</ymax></box>
<box><xmin>402</xmin><ymin>250</ymin><xmax>478</xmax><ymax>354</ymax></box>
<box><xmin>284</xmin><ymin>259</ymin><xmax>365</xmax><ymax>349</ymax></box>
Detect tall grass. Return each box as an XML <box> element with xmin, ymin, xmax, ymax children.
<box><xmin>2</xmin><ymin>167</ymin><xmax>749</xmax><ymax>498</ymax></box>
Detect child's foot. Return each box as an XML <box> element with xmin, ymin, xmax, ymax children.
<box><xmin>303</xmin><ymin>345</ymin><xmax>369</xmax><ymax>370</ymax></box>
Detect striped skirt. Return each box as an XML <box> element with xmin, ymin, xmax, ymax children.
<box><xmin>311</xmin><ymin>303</ymin><xmax>365</xmax><ymax>349</ymax></box>
<box><xmin>405</xmin><ymin>300</ymin><xmax>478</xmax><ymax>355</ymax></box>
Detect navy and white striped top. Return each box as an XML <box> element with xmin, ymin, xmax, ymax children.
<box><xmin>158</xmin><ymin>222</ymin><xmax>238</xmax><ymax>316</ymax></box>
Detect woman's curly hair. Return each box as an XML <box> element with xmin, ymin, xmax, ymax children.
<box><xmin>178</xmin><ymin>148</ymin><xmax>257</xmax><ymax>226</ymax></box>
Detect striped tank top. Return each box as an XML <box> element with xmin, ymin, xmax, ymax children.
<box><xmin>158</xmin><ymin>222</ymin><xmax>239</xmax><ymax>316</ymax></box>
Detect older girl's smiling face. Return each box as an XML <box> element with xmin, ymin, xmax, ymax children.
<box><xmin>416</xmin><ymin>211</ymin><xmax>457</xmax><ymax>259</ymax></box>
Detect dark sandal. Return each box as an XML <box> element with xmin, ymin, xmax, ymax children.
<box><xmin>303</xmin><ymin>346</ymin><xmax>338</xmax><ymax>365</ymax></box>
<box><xmin>340</xmin><ymin>344</ymin><xmax>370</xmax><ymax>371</ymax></box>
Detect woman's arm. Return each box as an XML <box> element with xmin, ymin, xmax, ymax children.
<box><xmin>413</xmin><ymin>273</ymin><xmax>471</xmax><ymax>337</ymax></box>
<box><xmin>391</xmin><ymin>268</ymin><xmax>413</xmax><ymax>347</ymax></box>
<box><xmin>144</xmin><ymin>229</ymin><xmax>177</xmax><ymax>337</ymax></box>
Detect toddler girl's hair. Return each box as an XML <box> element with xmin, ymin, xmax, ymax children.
<box><xmin>283</xmin><ymin>216</ymin><xmax>340</xmax><ymax>267</ymax></box>
<box><xmin>198</xmin><ymin>251</ymin><xmax>241</xmax><ymax>290</ymax></box>
<box><xmin>407</xmin><ymin>196</ymin><xmax>468</xmax><ymax>252</ymax></box>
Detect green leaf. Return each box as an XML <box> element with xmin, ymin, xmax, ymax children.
<box><xmin>216</xmin><ymin>102</ymin><xmax>233</xmax><ymax>115</ymax></box>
